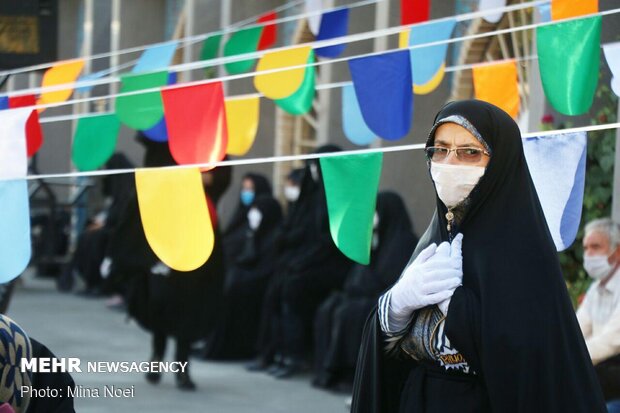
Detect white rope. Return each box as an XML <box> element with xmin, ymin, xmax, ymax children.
<box><xmin>27</xmin><ymin>5</ymin><xmax>618</xmax><ymax>115</ymax></box>
<box><xmin>0</xmin><ymin>0</ymin><xmax>359</xmax><ymax>77</ymax></box>
<box><xmin>6</xmin><ymin>0</ymin><xmax>557</xmax><ymax>100</ymax></box>
<box><xmin>18</xmin><ymin>122</ymin><xmax>620</xmax><ymax>181</ymax></box>
<box><xmin>39</xmin><ymin>54</ymin><xmax>539</xmax><ymax>125</ymax></box>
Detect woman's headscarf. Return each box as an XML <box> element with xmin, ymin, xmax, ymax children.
<box><xmin>0</xmin><ymin>315</ymin><xmax>32</xmax><ymax>413</ymax></box>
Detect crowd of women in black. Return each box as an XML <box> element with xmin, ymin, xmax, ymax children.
<box><xmin>63</xmin><ymin>135</ymin><xmax>419</xmax><ymax>393</ymax></box>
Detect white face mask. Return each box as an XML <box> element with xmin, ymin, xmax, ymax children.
<box><xmin>584</xmin><ymin>255</ymin><xmax>614</xmax><ymax>280</ymax></box>
<box><xmin>430</xmin><ymin>162</ymin><xmax>485</xmax><ymax>208</ymax></box>
<box><xmin>247</xmin><ymin>208</ymin><xmax>263</xmax><ymax>230</ymax></box>
<box><xmin>284</xmin><ymin>186</ymin><xmax>301</xmax><ymax>202</ymax></box>
<box><xmin>310</xmin><ymin>163</ymin><xmax>320</xmax><ymax>182</ymax></box>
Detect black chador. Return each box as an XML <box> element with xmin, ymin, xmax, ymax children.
<box><xmin>313</xmin><ymin>191</ymin><xmax>418</xmax><ymax>389</ymax></box>
<box><xmin>206</xmin><ymin>195</ymin><xmax>283</xmax><ymax>360</ymax></box>
<box><xmin>351</xmin><ymin>100</ymin><xmax>606</xmax><ymax>413</ymax></box>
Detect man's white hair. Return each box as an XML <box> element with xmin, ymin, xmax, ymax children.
<box><xmin>585</xmin><ymin>218</ymin><xmax>620</xmax><ymax>250</ymax></box>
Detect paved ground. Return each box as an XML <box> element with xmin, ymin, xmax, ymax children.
<box><xmin>8</xmin><ymin>271</ymin><xmax>350</xmax><ymax>412</ymax></box>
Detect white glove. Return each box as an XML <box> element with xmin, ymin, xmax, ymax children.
<box><xmin>438</xmin><ymin>233</ymin><xmax>463</xmax><ymax>314</ymax></box>
<box><xmin>151</xmin><ymin>261</ymin><xmax>171</xmax><ymax>276</ymax></box>
<box><xmin>100</xmin><ymin>257</ymin><xmax>112</xmax><ymax>278</ymax></box>
<box><xmin>390</xmin><ymin>234</ymin><xmax>463</xmax><ymax>319</ymax></box>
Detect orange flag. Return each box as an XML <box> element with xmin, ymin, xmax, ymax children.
<box><xmin>473</xmin><ymin>60</ymin><xmax>520</xmax><ymax>118</ymax></box>
<box><xmin>551</xmin><ymin>0</ymin><xmax>597</xmax><ymax>20</ymax></box>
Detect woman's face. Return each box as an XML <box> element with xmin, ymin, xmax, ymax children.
<box><xmin>241</xmin><ymin>178</ymin><xmax>255</xmax><ymax>191</ymax></box>
<box><xmin>432</xmin><ymin>123</ymin><xmax>490</xmax><ymax>168</ymax></box>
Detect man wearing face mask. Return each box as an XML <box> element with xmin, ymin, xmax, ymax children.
<box><xmin>577</xmin><ymin>218</ymin><xmax>620</xmax><ymax>406</ymax></box>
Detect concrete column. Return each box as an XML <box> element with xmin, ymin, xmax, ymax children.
<box><xmin>109</xmin><ymin>0</ymin><xmax>121</xmax><ymax>103</ymax></box>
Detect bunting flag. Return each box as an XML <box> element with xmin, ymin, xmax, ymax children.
<box><xmin>349</xmin><ymin>50</ymin><xmax>413</xmax><ymax>140</ymax></box>
<box><xmin>473</xmin><ymin>60</ymin><xmax>520</xmax><ymax>118</ymax></box>
<box><xmin>409</xmin><ymin>18</ymin><xmax>456</xmax><ymax>95</ymax></box>
<box><xmin>479</xmin><ymin>0</ymin><xmax>507</xmax><ymax>23</ymax></box>
<box><xmin>76</xmin><ymin>69</ymin><xmax>109</xmax><ymax>93</ymax></box>
<box><xmin>223</xmin><ymin>26</ymin><xmax>264</xmax><ymax>75</ymax></box>
<box><xmin>538</xmin><ymin>4</ymin><xmax>552</xmax><ymax>22</ymax></box>
<box><xmin>315</xmin><ymin>8</ymin><xmax>349</xmax><ymax>58</ymax></box>
<box><xmin>551</xmin><ymin>0</ymin><xmax>598</xmax><ymax>21</ymax></box>
<box><xmin>225</xmin><ymin>97</ymin><xmax>260</xmax><ymax>156</ymax></box>
<box><xmin>401</xmin><ymin>0</ymin><xmax>430</xmax><ymax>25</ymax></box>
<box><xmin>132</xmin><ymin>42</ymin><xmax>178</xmax><ymax>73</ymax></box>
<box><xmin>342</xmin><ymin>84</ymin><xmax>376</xmax><ymax>146</ymax></box>
<box><xmin>257</xmin><ymin>11</ymin><xmax>278</xmax><ymax>50</ymax></box>
<box><xmin>537</xmin><ymin>16</ymin><xmax>601</xmax><ymax>116</ymax></box>
<box><xmin>8</xmin><ymin>95</ymin><xmax>43</xmax><ymax>157</ymax></box>
<box><xmin>135</xmin><ymin>168</ymin><xmax>214</xmax><ymax>271</ymax></box>
<box><xmin>320</xmin><ymin>153</ymin><xmax>383</xmax><ymax>265</ymax></box>
<box><xmin>115</xmin><ymin>71</ymin><xmax>168</xmax><ymax>130</ymax></box>
<box><xmin>523</xmin><ymin>132</ymin><xmax>587</xmax><ymax>251</ymax></box>
<box><xmin>200</xmin><ymin>34</ymin><xmax>223</xmax><ymax>62</ymax></box>
<box><xmin>0</xmin><ymin>108</ymin><xmax>32</xmax><ymax>281</ymax></box>
<box><xmin>0</xmin><ymin>108</ymin><xmax>30</xmax><ymax>179</ymax></box>
<box><xmin>161</xmin><ymin>82</ymin><xmax>228</xmax><ymax>166</ymax></box>
<box><xmin>141</xmin><ymin>72</ymin><xmax>177</xmax><ymax>142</ymax></box>
<box><xmin>71</xmin><ymin>114</ymin><xmax>121</xmax><ymax>171</ymax></box>
<box><xmin>603</xmin><ymin>42</ymin><xmax>620</xmax><ymax>97</ymax></box>
<box><xmin>254</xmin><ymin>46</ymin><xmax>313</xmax><ymax>100</ymax></box>
<box><xmin>37</xmin><ymin>59</ymin><xmax>85</xmax><ymax>111</ymax></box>
<box><xmin>398</xmin><ymin>31</ymin><xmax>410</xmax><ymax>49</ymax></box>
<box><xmin>275</xmin><ymin>52</ymin><xmax>316</xmax><ymax>115</ymax></box>
<box><xmin>305</xmin><ymin>0</ymin><xmax>323</xmax><ymax>35</ymax></box>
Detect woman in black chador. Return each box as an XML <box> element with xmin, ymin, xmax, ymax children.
<box><xmin>313</xmin><ymin>191</ymin><xmax>418</xmax><ymax>390</ymax></box>
<box><xmin>248</xmin><ymin>145</ymin><xmax>353</xmax><ymax>377</ymax></box>
<box><xmin>106</xmin><ymin>134</ymin><xmax>230</xmax><ymax>390</ymax></box>
<box><xmin>351</xmin><ymin>100</ymin><xmax>606</xmax><ymax>412</ymax></box>
<box><xmin>221</xmin><ymin>173</ymin><xmax>272</xmax><ymax>269</ymax></box>
<box><xmin>205</xmin><ymin>194</ymin><xmax>283</xmax><ymax>360</ymax></box>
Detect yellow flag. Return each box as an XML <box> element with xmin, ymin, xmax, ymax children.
<box><xmin>254</xmin><ymin>46</ymin><xmax>312</xmax><ymax>99</ymax></box>
<box><xmin>37</xmin><ymin>59</ymin><xmax>85</xmax><ymax>112</ymax></box>
<box><xmin>551</xmin><ymin>0</ymin><xmax>597</xmax><ymax>20</ymax></box>
<box><xmin>225</xmin><ymin>97</ymin><xmax>260</xmax><ymax>156</ymax></box>
<box><xmin>398</xmin><ymin>30</ymin><xmax>410</xmax><ymax>49</ymax></box>
<box><xmin>135</xmin><ymin>168</ymin><xmax>214</xmax><ymax>272</ymax></box>
<box><xmin>473</xmin><ymin>60</ymin><xmax>520</xmax><ymax>118</ymax></box>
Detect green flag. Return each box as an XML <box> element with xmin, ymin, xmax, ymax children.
<box><xmin>223</xmin><ymin>27</ymin><xmax>263</xmax><ymax>75</ymax></box>
<box><xmin>200</xmin><ymin>34</ymin><xmax>222</xmax><ymax>61</ymax></box>
<box><xmin>537</xmin><ymin>16</ymin><xmax>601</xmax><ymax>116</ymax></box>
<box><xmin>320</xmin><ymin>153</ymin><xmax>383</xmax><ymax>265</ymax></box>
<box><xmin>275</xmin><ymin>51</ymin><xmax>316</xmax><ymax>115</ymax></box>
<box><xmin>72</xmin><ymin>114</ymin><xmax>120</xmax><ymax>171</ymax></box>
<box><xmin>116</xmin><ymin>71</ymin><xmax>168</xmax><ymax>130</ymax></box>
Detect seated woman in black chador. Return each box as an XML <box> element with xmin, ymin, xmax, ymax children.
<box><xmin>313</xmin><ymin>191</ymin><xmax>418</xmax><ymax>390</ymax></box>
<box><xmin>221</xmin><ymin>173</ymin><xmax>272</xmax><ymax>271</ymax></box>
<box><xmin>351</xmin><ymin>100</ymin><xmax>606</xmax><ymax>412</ymax></box>
<box><xmin>205</xmin><ymin>194</ymin><xmax>283</xmax><ymax>360</ymax></box>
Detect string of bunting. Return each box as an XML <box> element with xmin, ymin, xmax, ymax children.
<box><xmin>0</xmin><ymin>0</ymin><xmax>617</xmax><ymax>281</ymax></box>
<box><xmin>3</xmin><ymin>0</ymin><xmax>552</xmax><ymax>99</ymax></box>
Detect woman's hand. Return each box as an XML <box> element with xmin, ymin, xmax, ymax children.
<box><xmin>390</xmin><ymin>234</ymin><xmax>464</xmax><ymax>318</ymax></box>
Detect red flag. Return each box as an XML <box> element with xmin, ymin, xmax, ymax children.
<box><xmin>257</xmin><ymin>11</ymin><xmax>277</xmax><ymax>50</ymax></box>
<box><xmin>401</xmin><ymin>0</ymin><xmax>430</xmax><ymax>25</ymax></box>
<box><xmin>8</xmin><ymin>94</ymin><xmax>44</xmax><ymax>157</ymax></box>
<box><xmin>161</xmin><ymin>82</ymin><xmax>228</xmax><ymax>168</ymax></box>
